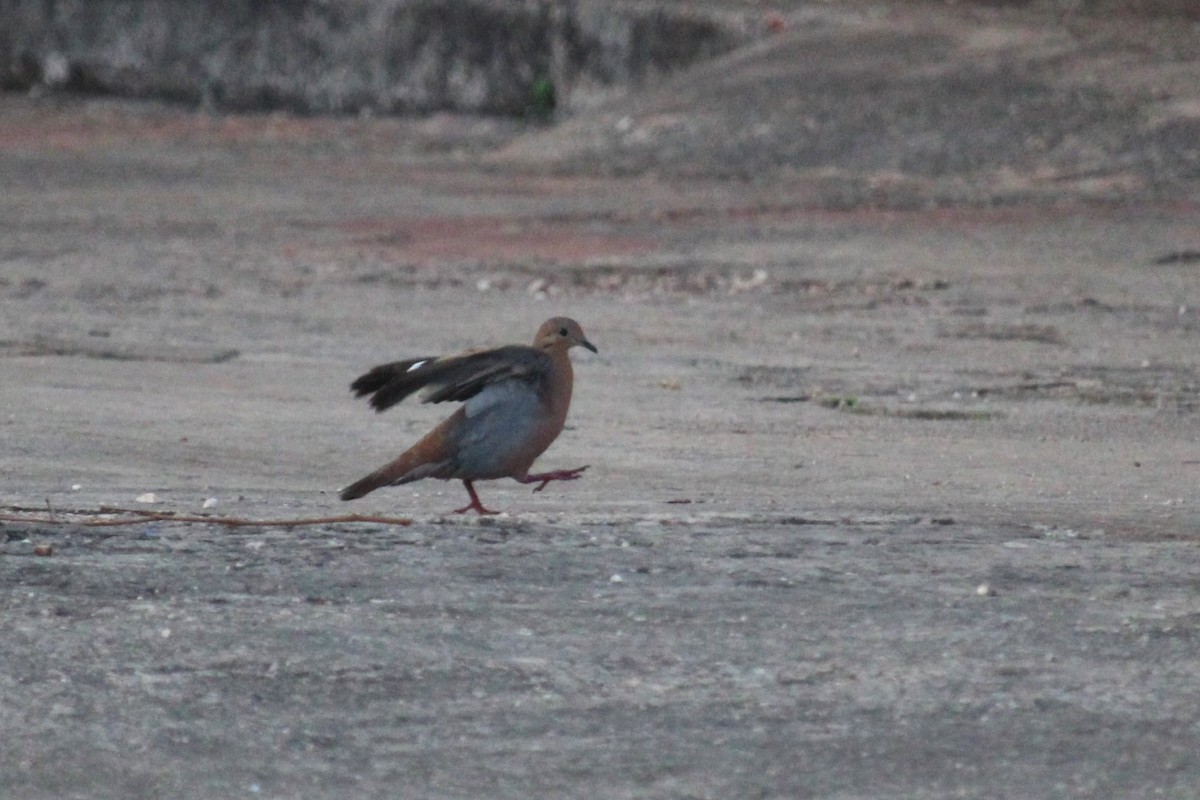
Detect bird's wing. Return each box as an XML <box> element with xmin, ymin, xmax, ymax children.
<box><xmin>351</xmin><ymin>345</ymin><xmax>552</xmax><ymax>413</ymax></box>
<box><xmin>349</xmin><ymin>357</ymin><xmax>437</xmax><ymax>398</ymax></box>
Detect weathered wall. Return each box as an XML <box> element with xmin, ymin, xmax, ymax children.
<box><xmin>0</xmin><ymin>0</ymin><xmax>748</xmax><ymax>115</ymax></box>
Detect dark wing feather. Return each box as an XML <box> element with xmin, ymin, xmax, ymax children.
<box><xmin>352</xmin><ymin>346</ymin><xmax>551</xmax><ymax>413</ymax></box>
<box><xmin>350</xmin><ymin>357</ymin><xmax>437</xmax><ymax>398</ymax></box>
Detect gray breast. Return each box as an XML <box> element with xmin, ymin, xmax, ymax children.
<box><xmin>450</xmin><ymin>379</ymin><xmax>551</xmax><ymax>479</ymax></box>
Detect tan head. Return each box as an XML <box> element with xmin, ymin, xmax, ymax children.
<box><xmin>533</xmin><ymin>317</ymin><xmax>598</xmax><ymax>354</ymax></box>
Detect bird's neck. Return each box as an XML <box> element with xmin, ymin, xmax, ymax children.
<box><xmin>543</xmin><ymin>346</ymin><xmax>574</xmax><ymax>418</ymax></box>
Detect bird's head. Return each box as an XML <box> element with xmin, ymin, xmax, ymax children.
<box><xmin>534</xmin><ymin>317</ymin><xmax>598</xmax><ymax>354</ymax></box>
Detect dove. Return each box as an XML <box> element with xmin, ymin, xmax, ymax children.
<box><xmin>340</xmin><ymin>317</ymin><xmax>596</xmax><ymax>514</ymax></box>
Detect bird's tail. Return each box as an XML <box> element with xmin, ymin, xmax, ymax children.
<box><xmin>339</xmin><ymin>451</ymin><xmax>424</xmax><ymax>500</ymax></box>
<box><xmin>339</xmin><ymin>416</ymin><xmax>458</xmax><ymax>500</ymax></box>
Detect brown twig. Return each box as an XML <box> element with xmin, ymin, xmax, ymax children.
<box><xmin>0</xmin><ymin>506</ymin><xmax>411</xmax><ymax>528</ymax></box>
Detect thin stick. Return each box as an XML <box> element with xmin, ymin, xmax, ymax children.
<box><xmin>0</xmin><ymin>508</ymin><xmax>411</xmax><ymax>528</ymax></box>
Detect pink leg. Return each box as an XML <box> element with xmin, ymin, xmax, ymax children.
<box><xmin>516</xmin><ymin>465</ymin><xmax>589</xmax><ymax>493</ymax></box>
<box><xmin>453</xmin><ymin>480</ymin><xmax>500</xmax><ymax>515</ymax></box>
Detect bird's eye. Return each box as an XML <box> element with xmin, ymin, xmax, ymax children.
<box><xmin>559</xmin><ymin>326</ymin><xmax>569</xmax><ymax>337</ymax></box>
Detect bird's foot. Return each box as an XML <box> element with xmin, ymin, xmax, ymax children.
<box><xmin>455</xmin><ymin>480</ymin><xmax>500</xmax><ymax>515</ymax></box>
<box><xmin>453</xmin><ymin>501</ymin><xmax>500</xmax><ymax>515</ymax></box>
<box><xmin>519</xmin><ymin>465</ymin><xmax>589</xmax><ymax>493</ymax></box>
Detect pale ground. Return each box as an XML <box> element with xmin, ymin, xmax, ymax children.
<box><xmin>2</xmin><ymin>2</ymin><xmax>1200</xmax><ymax>797</ymax></box>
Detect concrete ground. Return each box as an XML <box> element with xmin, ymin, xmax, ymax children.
<box><xmin>2</xmin><ymin>2</ymin><xmax>1200</xmax><ymax>798</ymax></box>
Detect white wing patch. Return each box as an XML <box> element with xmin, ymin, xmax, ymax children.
<box><xmin>406</xmin><ymin>360</ymin><xmax>428</xmax><ymax>373</ymax></box>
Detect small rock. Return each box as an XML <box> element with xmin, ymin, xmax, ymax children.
<box><xmin>730</xmin><ymin>268</ymin><xmax>769</xmax><ymax>293</ymax></box>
